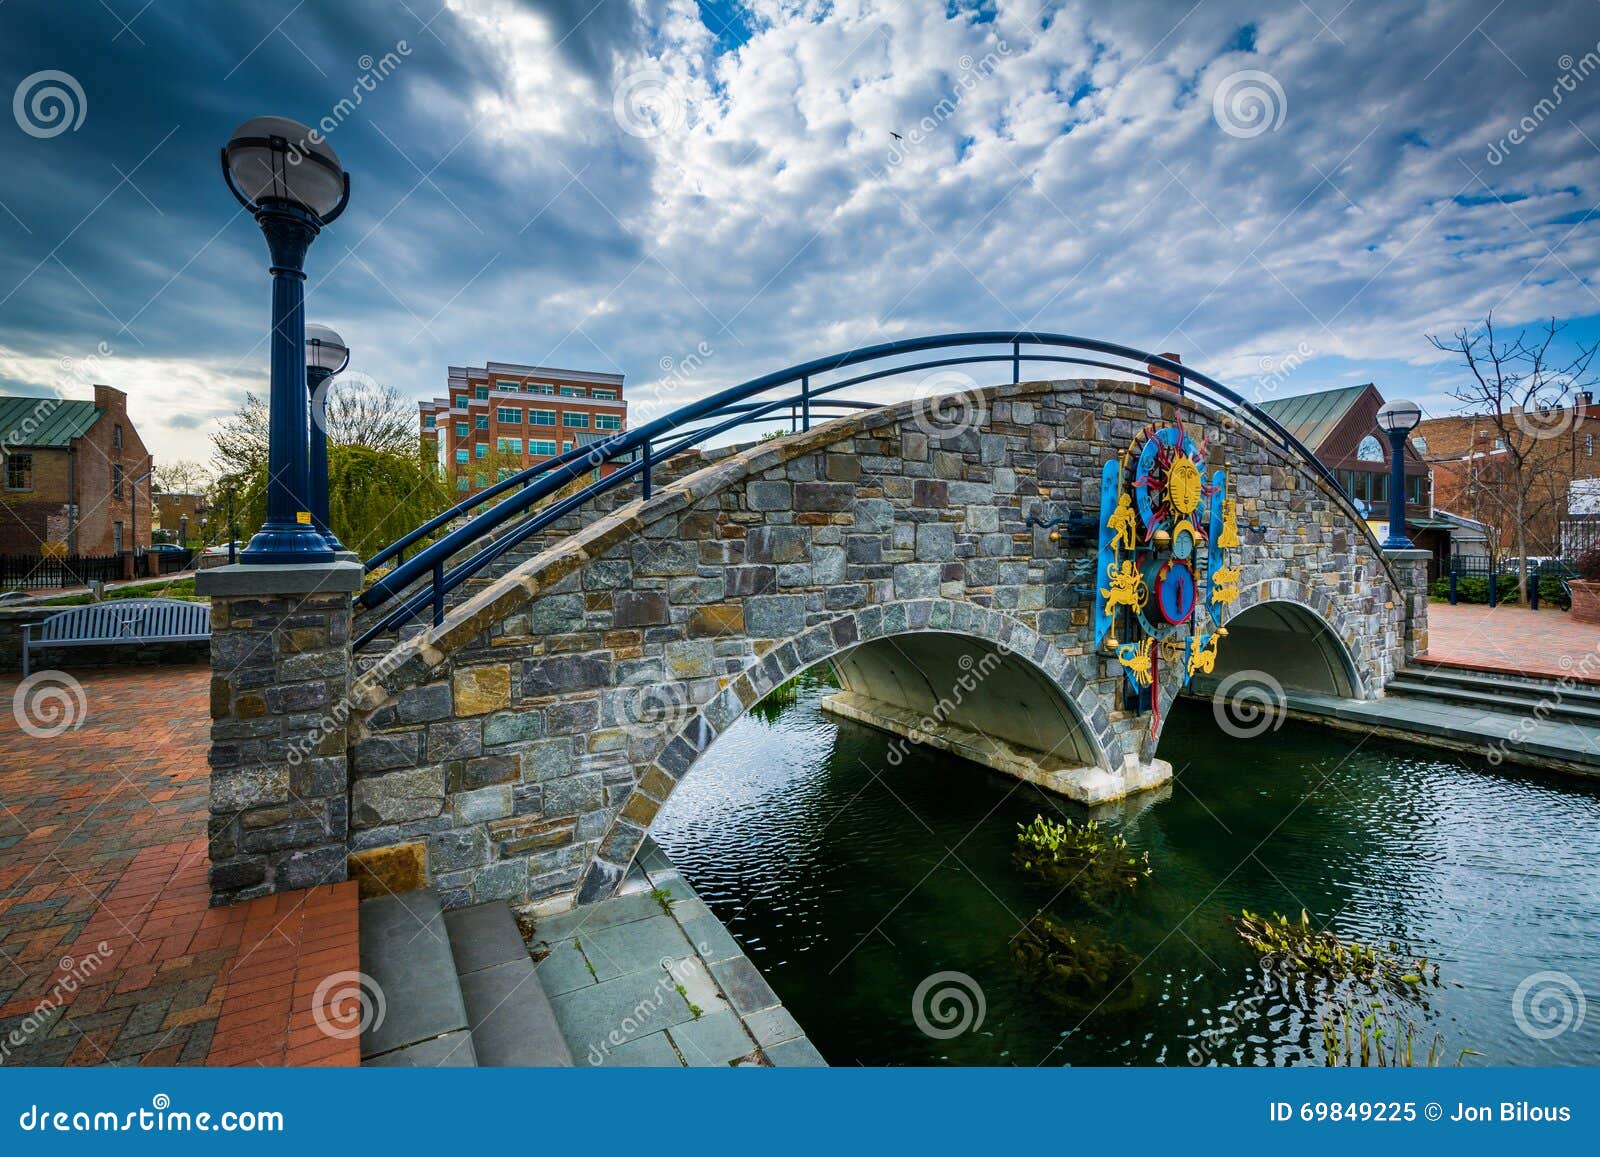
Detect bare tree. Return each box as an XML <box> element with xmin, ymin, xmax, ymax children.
<box><xmin>210</xmin><ymin>376</ymin><xmax>420</xmax><ymax>477</ymax></box>
<box><xmin>152</xmin><ymin>458</ymin><xmax>214</xmax><ymax>494</ymax></box>
<box><xmin>1429</xmin><ymin>315</ymin><xmax>1599</xmax><ymax>603</ymax></box>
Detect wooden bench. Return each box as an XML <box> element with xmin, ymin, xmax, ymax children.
<box><xmin>22</xmin><ymin>599</ymin><xmax>211</xmax><ymax>676</ymax></box>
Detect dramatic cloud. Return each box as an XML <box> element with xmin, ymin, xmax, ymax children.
<box><xmin>1</xmin><ymin>0</ymin><xmax>1597</xmax><ymax>467</ymax></box>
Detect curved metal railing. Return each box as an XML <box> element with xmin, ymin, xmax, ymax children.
<box><xmin>355</xmin><ymin>332</ymin><xmax>1352</xmax><ymax>649</ymax></box>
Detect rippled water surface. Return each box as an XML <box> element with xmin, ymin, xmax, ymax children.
<box><xmin>652</xmin><ymin>680</ymin><xmax>1600</xmax><ymax>1066</ymax></box>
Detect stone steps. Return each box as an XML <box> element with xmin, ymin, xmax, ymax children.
<box><xmin>1387</xmin><ymin>664</ymin><xmax>1600</xmax><ymax>727</ymax></box>
<box><xmin>359</xmin><ymin>890</ymin><xmax>572</xmax><ymax>1067</ymax></box>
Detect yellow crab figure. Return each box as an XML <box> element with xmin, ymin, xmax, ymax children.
<box><xmin>1211</xmin><ymin>565</ymin><xmax>1241</xmax><ymax>607</ymax></box>
<box><xmin>1101</xmin><ymin>559</ymin><xmax>1148</xmax><ymax>612</ymax></box>
<box><xmin>1117</xmin><ymin>638</ymin><xmax>1155</xmax><ymax>687</ymax></box>
<box><xmin>1106</xmin><ymin>490</ymin><xmax>1138</xmax><ymax>552</ymax></box>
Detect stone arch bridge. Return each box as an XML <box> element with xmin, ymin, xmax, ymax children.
<box><xmin>202</xmin><ymin>367</ymin><xmax>1429</xmax><ymax>910</ymax></box>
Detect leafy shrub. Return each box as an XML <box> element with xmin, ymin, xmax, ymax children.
<box><xmin>1014</xmin><ymin>814</ymin><xmax>1150</xmax><ymax>903</ymax></box>
<box><xmin>1430</xmin><ymin>574</ymin><xmax>1520</xmax><ymax>604</ymax></box>
<box><xmin>1577</xmin><ymin>545</ymin><xmax>1600</xmax><ymax>582</ymax></box>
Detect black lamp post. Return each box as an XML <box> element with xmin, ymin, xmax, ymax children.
<box><xmin>305</xmin><ymin>323</ymin><xmax>349</xmax><ymax>552</ymax></box>
<box><xmin>221</xmin><ymin>116</ymin><xmax>350</xmax><ymax>564</ymax></box>
<box><xmin>179</xmin><ymin>513</ymin><xmax>189</xmax><ymax>548</ymax></box>
<box><xmin>1376</xmin><ymin>399</ymin><xmax>1423</xmax><ymax>550</ymax></box>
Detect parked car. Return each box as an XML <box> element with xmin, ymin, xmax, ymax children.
<box><xmin>148</xmin><ymin>543</ymin><xmax>188</xmax><ymax>553</ymax></box>
<box><xmin>200</xmin><ymin>542</ymin><xmax>246</xmax><ymax>568</ymax></box>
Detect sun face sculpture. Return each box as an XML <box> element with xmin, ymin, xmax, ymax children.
<box><xmin>1091</xmin><ymin>417</ymin><xmax>1241</xmax><ymax>737</ymax></box>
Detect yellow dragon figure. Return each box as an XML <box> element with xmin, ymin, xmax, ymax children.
<box><xmin>1100</xmin><ymin>559</ymin><xmax>1147</xmax><ymax>613</ymax></box>
<box><xmin>1107</xmin><ymin>490</ymin><xmax>1138</xmax><ymax>552</ymax></box>
<box><xmin>1117</xmin><ymin>638</ymin><xmax>1154</xmax><ymax>687</ymax></box>
<box><xmin>1218</xmin><ymin>497</ymin><xmax>1242</xmax><ymax>549</ymax></box>
<box><xmin>1187</xmin><ymin>632</ymin><xmax>1223</xmax><ymax>677</ymax></box>
<box><xmin>1211</xmin><ymin>564</ymin><xmax>1241</xmax><ymax>607</ymax></box>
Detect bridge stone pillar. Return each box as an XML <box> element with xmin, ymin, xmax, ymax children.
<box><xmin>1383</xmin><ymin>547</ymin><xmax>1431</xmax><ymax>662</ymax></box>
<box><xmin>197</xmin><ymin>562</ymin><xmax>363</xmax><ymax>906</ymax></box>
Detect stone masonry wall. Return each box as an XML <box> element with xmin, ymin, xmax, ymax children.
<box><xmin>348</xmin><ymin>379</ymin><xmax>1410</xmax><ymax>911</ymax></box>
<box><xmin>208</xmin><ymin>589</ymin><xmax>353</xmax><ymax>905</ymax></box>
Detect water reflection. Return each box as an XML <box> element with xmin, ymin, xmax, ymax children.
<box><xmin>652</xmin><ymin>678</ymin><xmax>1600</xmax><ymax>1066</ymax></box>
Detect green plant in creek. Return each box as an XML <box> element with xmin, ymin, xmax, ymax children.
<box><xmin>1235</xmin><ymin>909</ymin><xmax>1440</xmax><ymax>1002</ymax></box>
<box><xmin>1010</xmin><ymin>915</ymin><xmax>1143</xmax><ymax>1010</ymax></box>
<box><xmin>749</xmin><ymin>663</ymin><xmax>840</xmax><ymax>723</ymax></box>
<box><xmin>1319</xmin><ymin>997</ymin><xmax>1481</xmax><ymax>1067</ymax></box>
<box><xmin>1013</xmin><ymin>814</ymin><xmax>1151</xmax><ymax>903</ymax></box>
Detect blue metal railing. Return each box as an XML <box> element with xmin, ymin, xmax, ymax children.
<box><xmin>355</xmin><ymin>332</ymin><xmax>1353</xmax><ymax>649</ymax></box>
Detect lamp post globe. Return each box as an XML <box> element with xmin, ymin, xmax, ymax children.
<box><xmin>1375</xmin><ymin>399</ymin><xmax>1423</xmax><ymax>550</ymax></box>
<box><xmin>221</xmin><ymin>116</ymin><xmax>351</xmax><ymax>564</ymax></box>
<box><xmin>305</xmin><ymin>323</ymin><xmax>349</xmax><ymax>553</ymax></box>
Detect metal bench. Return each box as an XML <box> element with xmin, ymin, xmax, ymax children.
<box><xmin>22</xmin><ymin>598</ymin><xmax>211</xmax><ymax>676</ymax></box>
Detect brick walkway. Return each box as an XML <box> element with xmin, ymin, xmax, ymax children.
<box><xmin>1421</xmin><ymin>602</ymin><xmax>1600</xmax><ymax>684</ymax></box>
<box><xmin>0</xmin><ymin>665</ymin><xmax>359</xmax><ymax>1066</ymax></box>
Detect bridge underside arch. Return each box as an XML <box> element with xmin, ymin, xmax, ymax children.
<box><xmin>824</xmin><ymin>631</ymin><xmax>1103</xmax><ymax>776</ymax></box>
<box><xmin>1210</xmin><ymin>599</ymin><xmax>1361</xmax><ymax>698</ymax></box>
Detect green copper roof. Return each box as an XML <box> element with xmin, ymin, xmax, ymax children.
<box><xmin>1256</xmin><ymin>383</ymin><xmax>1371</xmax><ymax>452</ymax></box>
<box><xmin>0</xmin><ymin>395</ymin><xmax>102</xmax><ymax>447</ymax></box>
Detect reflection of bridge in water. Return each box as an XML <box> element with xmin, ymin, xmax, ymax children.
<box><xmin>200</xmin><ymin>335</ymin><xmax>1430</xmax><ymax>911</ymax></box>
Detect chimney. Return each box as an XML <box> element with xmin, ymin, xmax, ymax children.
<box><xmin>1147</xmin><ymin>351</ymin><xmax>1182</xmax><ymax>394</ymax></box>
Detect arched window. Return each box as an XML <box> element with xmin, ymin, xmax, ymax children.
<box><xmin>1356</xmin><ymin>434</ymin><xmax>1385</xmax><ymax>462</ymax></box>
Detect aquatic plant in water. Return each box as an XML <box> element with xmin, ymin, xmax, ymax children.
<box><xmin>1010</xmin><ymin>916</ymin><xmax>1143</xmax><ymax>1010</ymax></box>
<box><xmin>1319</xmin><ymin>996</ymin><xmax>1480</xmax><ymax>1067</ymax></box>
<box><xmin>1013</xmin><ymin>814</ymin><xmax>1151</xmax><ymax>903</ymax></box>
<box><xmin>1236</xmin><ymin>909</ymin><xmax>1440</xmax><ymax>1003</ymax></box>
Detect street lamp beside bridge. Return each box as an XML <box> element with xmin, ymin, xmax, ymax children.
<box><xmin>1376</xmin><ymin>399</ymin><xmax>1423</xmax><ymax>550</ymax></box>
<box><xmin>305</xmin><ymin>323</ymin><xmax>349</xmax><ymax>554</ymax></box>
<box><xmin>221</xmin><ymin>115</ymin><xmax>349</xmax><ymax>564</ymax></box>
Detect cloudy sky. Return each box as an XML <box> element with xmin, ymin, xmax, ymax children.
<box><xmin>1</xmin><ymin>0</ymin><xmax>1598</xmax><ymax>469</ymax></box>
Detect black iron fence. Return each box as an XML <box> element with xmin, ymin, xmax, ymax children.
<box><xmin>0</xmin><ymin>553</ymin><xmax>123</xmax><ymax>590</ymax></box>
<box><xmin>0</xmin><ymin>549</ymin><xmax>197</xmax><ymax>590</ymax></box>
<box><xmin>1441</xmin><ymin>555</ymin><xmax>1575</xmax><ymax>609</ymax></box>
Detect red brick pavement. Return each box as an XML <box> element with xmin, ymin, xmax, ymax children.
<box><xmin>0</xmin><ymin>665</ymin><xmax>359</xmax><ymax>1067</ymax></box>
<box><xmin>1421</xmin><ymin>602</ymin><xmax>1600</xmax><ymax>684</ymax></box>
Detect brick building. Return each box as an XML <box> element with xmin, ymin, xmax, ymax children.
<box><xmin>420</xmin><ymin>361</ymin><xmax>626</xmax><ymax>493</ymax></box>
<box><xmin>0</xmin><ymin>385</ymin><xmax>153</xmax><ymax>557</ymax></box>
<box><xmin>1415</xmin><ymin>393</ymin><xmax>1600</xmax><ymax>561</ymax></box>
<box><xmin>153</xmin><ymin>491</ymin><xmax>211</xmax><ymax>543</ymax></box>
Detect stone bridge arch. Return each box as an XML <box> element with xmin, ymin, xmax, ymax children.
<box><xmin>326</xmin><ymin>376</ymin><xmax>1422</xmax><ymax>911</ymax></box>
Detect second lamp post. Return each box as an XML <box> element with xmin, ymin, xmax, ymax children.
<box><xmin>305</xmin><ymin>324</ymin><xmax>349</xmax><ymax>553</ymax></box>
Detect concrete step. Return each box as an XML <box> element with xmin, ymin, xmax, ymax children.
<box><xmin>445</xmin><ymin>901</ymin><xmax>574</xmax><ymax>1067</ymax></box>
<box><xmin>359</xmin><ymin>890</ymin><xmax>478</xmax><ymax>1066</ymax></box>
<box><xmin>1388</xmin><ymin>669</ymin><xmax>1600</xmax><ymax>727</ymax></box>
<box><xmin>1400</xmin><ymin>662</ymin><xmax>1600</xmax><ymax>704</ymax></box>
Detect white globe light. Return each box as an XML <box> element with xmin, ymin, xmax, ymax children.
<box><xmin>305</xmin><ymin>323</ymin><xmax>349</xmax><ymax>372</ymax></box>
<box><xmin>224</xmin><ymin>116</ymin><xmax>346</xmax><ymax>219</ymax></box>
